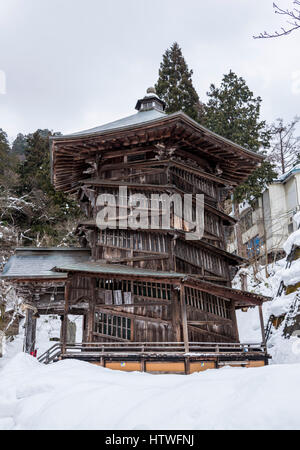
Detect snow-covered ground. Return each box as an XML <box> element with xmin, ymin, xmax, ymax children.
<box><xmin>234</xmin><ymin>254</ymin><xmax>300</xmax><ymax>365</ymax></box>
<box><xmin>0</xmin><ymin>306</ymin><xmax>300</xmax><ymax>430</ymax></box>
<box><xmin>2</xmin><ymin>229</ymin><xmax>300</xmax><ymax>430</ymax></box>
<box><xmin>0</xmin><ymin>353</ymin><xmax>300</xmax><ymax>430</ymax></box>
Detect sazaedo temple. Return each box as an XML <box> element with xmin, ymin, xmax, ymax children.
<box><xmin>1</xmin><ymin>89</ymin><xmax>269</xmax><ymax>373</ymax></box>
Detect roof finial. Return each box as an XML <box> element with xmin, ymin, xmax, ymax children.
<box><xmin>135</xmin><ymin>87</ymin><xmax>165</xmax><ymax>112</ymax></box>
<box><xmin>147</xmin><ymin>87</ymin><xmax>156</xmax><ymax>95</ymax></box>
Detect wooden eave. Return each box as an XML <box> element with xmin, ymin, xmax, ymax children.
<box><xmin>51</xmin><ymin>113</ymin><xmax>264</xmax><ymax>193</ymax></box>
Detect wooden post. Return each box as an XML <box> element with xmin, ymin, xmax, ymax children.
<box><xmin>240</xmin><ymin>272</ymin><xmax>248</xmax><ymax>291</ymax></box>
<box><xmin>180</xmin><ymin>285</ymin><xmax>189</xmax><ymax>353</ymax></box>
<box><xmin>24</xmin><ymin>308</ymin><xmax>37</xmax><ymax>354</ymax></box>
<box><xmin>259</xmin><ymin>305</ymin><xmax>266</xmax><ymax>347</ymax></box>
<box><xmin>61</xmin><ymin>280</ymin><xmax>70</xmax><ymax>354</ymax></box>
<box><xmin>230</xmin><ymin>301</ymin><xmax>240</xmax><ymax>342</ymax></box>
<box><xmin>87</xmin><ymin>278</ymin><xmax>97</xmax><ymax>343</ymax></box>
<box><xmin>171</xmin><ymin>287</ymin><xmax>182</xmax><ymax>342</ymax></box>
<box><xmin>234</xmin><ymin>201</ymin><xmax>245</xmax><ymax>258</ymax></box>
<box><xmin>185</xmin><ymin>357</ymin><xmax>190</xmax><ymax>375</ymax></box>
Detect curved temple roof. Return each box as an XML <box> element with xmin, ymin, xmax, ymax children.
<box><xmin>50</xmin><ymin>90</ymin><xmax>264</xmax><ymax>192</ymax></box>
<box><xmin>66</xmin><ymin>108</ymin><xmax>166</xmax><ymax>138</ymax></box>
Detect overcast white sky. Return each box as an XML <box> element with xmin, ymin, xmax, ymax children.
<box><xmin>0</xmin><ymin>0</ymin><xmax>299</xmax><ymax>141</ymax></box>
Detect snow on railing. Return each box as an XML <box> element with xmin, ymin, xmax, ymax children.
<box><xmin>38</xmin><ymin>341</ymin><xmax>267</xmax><ymax>365</ymax></box>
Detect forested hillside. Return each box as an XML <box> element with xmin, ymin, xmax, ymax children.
<box><xmin>0</xmin><ymin>128</ymin><xmax>81</xmax><ymax>258</ymax></box>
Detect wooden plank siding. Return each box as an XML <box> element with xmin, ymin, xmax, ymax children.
<box><xmin>61</xmin><ymin>275</ymin><xmax>239</xmax><ymax>344</ymax></box>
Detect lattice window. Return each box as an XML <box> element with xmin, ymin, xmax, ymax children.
<box><xmin>94</xmin><ymin>313</ymin><xmax>131</xmax><ymax>340</ymax></box>
<box><xmin>97</xmin><ymin>278</ymin><xmax>171</xmax><ymax>301</ymax></box>
<box><xmin>170</xmin><ymin>167</ymin><xmax>217</xmax><ymax>200</ymax></box>
<box><xmin>175</xmin><ymin>240</ymin><xmax>227</xmax><ymax>277</ymax></box>
<box><xmin>132</xmin><ymin>281</ymin><xmax>171</xmax><ymax>300</ymax></box>
<box><xmin>98</xmin><ymin>230</ymin><xmax>167</xmax><ymax>253</ymax></box>
<box><xmin>185</xmin><ymin>286</ymin><xmax>230</xmax><ymax>319</ymax></box>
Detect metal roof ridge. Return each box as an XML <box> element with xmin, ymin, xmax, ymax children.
<box><xmin>50</xmin><ymin>109</ymin><xmax>166</xmax><ymax>141</ymax></box>
<box><xmin>51</xmin><ymin>109</ymin><xmax>264</xmax><ymax>161</ymax></box>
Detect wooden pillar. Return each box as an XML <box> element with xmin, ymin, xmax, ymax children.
<box><xmin>234</xmin><ymin>202</ymin><xmax>245</xmax><ymax>258</ymax></box>
<box><xmin>171</xmin><ymin>287</ymin><xmax>182</xmax><ymax>342</ymax></box>
<box><xmin>240</xmin><ymin>272</ymin><xmax>248</xmax><ymax>291</ymax></box>
<box><xmin>230</xmin><ymin>301</ymin><xmax>240</xmax><ymax>342</ymax></box>
<box><xmin>87</xmin><ymin>278</ymin><xmax>97</xmax><ymax>343</ymax></box>
<box><xmin>82</xmin><ymin>315</ymin><xmax>87</xmax><ymax>343</ymax></box>
<box><xmin>24</xmin><ymin>308</ymin><xmax>37</xmax><ymax>354</ymax></box>
<box><xmin>180</xmin><ymin>285</ymin><xmax>189</xmax><ymax>353</ymax></box>
<box><xmin>185</xmin><ymin>357</ymin><xmax>191</xmax><ymax>375</ymax></box>
<box><xmin>61</xmin><ymin>280</ymin><xmax>70</xmax><ymax>354</ymax></box>
<box><xmin>259</xmin><ymin>305</ymin><xmax>266</xmax><ymax>347</ymax></box>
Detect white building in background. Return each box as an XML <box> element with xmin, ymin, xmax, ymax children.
<box><xmin>228</xmin><ymin>165</ymin><xmax>300</xmax><ymax>259</ymax></box>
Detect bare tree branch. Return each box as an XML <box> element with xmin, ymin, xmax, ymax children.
<box><xmin>254</xmin><ymin>1</ymin><xmax>300</xmax><ymax>39</ymax></box>
<box><xmin>267</xmin><ymin>117</ymin><xmax>300</xmax><ymax>174</ymax></box>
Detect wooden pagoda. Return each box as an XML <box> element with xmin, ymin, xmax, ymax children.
<box><xmin>1</xmin><ymin>89</ymin><xmax>269</xmax><ymax>373</ymax></box>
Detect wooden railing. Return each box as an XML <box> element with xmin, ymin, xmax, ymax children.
<box><xmin>38</xmin><ymin>341</ymin><xmax>267</xmax><ymax>365</ymax></box>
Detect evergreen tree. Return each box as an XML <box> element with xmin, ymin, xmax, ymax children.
<box><xmin>0</xmin><ymin>129</ymin><xmax>11</xmax><ymax>176</ymax></box>
<box><xmin>202</xmin><ymin>70</ymin><xmax>277</xmax><ymax>205</ymax></box>
<box><xmin>18</xmin><ymin>129</ymin><xmax>52</xmax><ymax>194</ymax></box>
<box><xmin>11</xmin><ymin>133</ymin><xmax>27</xmax><ymax>158</ymax></box>
<box><xmin>0</xmin><ymin>129</ymin><xmax>17</xmax><ymax>187</ymax></box>
<box><xmin>155</xmin><ymin>42</ymin><xmax>200</xmax><ymax>121</ymax></box>
<box><xmin>17</xmin><ymin>129</ymin><xmax>79</xmax><ymax>237</ymax></box>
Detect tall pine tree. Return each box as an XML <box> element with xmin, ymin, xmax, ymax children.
<box><xmin>0</xmin><ymin>129</ymin><xmax>11</xmax><ymax>176</ymax></box>
<box><xmin>11</xmin><ymin>133</ymin><xmax>27</xmax><ymax>159</ymax></box>
<box><xmin>155</xmin><ymin>42</ymin><xmax>200</xmax><ymax>121</ymax></box>
<box><xmin>0</xmin><ymin>129</ymin><xmax>17</xmax><ymax>187</ymax></box>
<box><xmin>18</xmin><ymin>129</ymin><xmax>52</xmax><ymax>194</ymax></box>
<box><xmin>202</xmin><ymin>70</ymin><xmax>276</xmax><ymax>205</ymax></box>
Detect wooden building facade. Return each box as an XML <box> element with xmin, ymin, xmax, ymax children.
<box><xmin>1</xmin><ymin>89</ymin><xmax>269</xmax><ymax>372</ymax></box>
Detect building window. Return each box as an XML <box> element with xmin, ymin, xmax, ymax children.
<box><xmin>184</xmin><ymin>287</ymin><xmax>231</xmax><ymax>319</ymax></box>
<box><xmin>94</xmin><ymin>313</ymin><xmax>131</xmax><ymax>340</ymax></box>
<box><xmin>246</xmin><ymin>235</ymin><xmax>263</xmax><ymax>258</ymax></box>
<box><xmin>288</xmin><ymin>223</ymin><xmax>294</xmax><ymax>234</ymax></box>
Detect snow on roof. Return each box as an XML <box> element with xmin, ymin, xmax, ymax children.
<box><xmin>239</xmin><ymin>200</ymin><xmax>251</xmax><ymax>214</ymax></box>
<box><xmin>283</xmin><ymin>229</ymin><xmax>300</xmax><ymax>255</ymax></box>
<box><xmin>281</xmin><ymin>259</ymin><xmax>300</xmax><ymax>287</ymax></box>
<box><xmin>276</xmin><ymin>164</ymin><xmax>300</xmax><ymax>183</ymax></box>
<box><xmin>144</xmin><ymin>92</ymin><xmax>159</xmax><ymax>99</ymax></box>
<box><xmin>293</xmin><ymin>211</ymin><xmax>300</xmax><ymax>229</ymax></box>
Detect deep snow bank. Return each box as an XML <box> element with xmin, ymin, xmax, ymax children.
<box><xmin>234</xmin><ymin>256</ymin><xmax>300</xmax><ymax>365</ymax></box>
<box><xmin>0</xmin><ymin>353</ymin><xmax>300</xmax><ymax>430</ymax></box>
